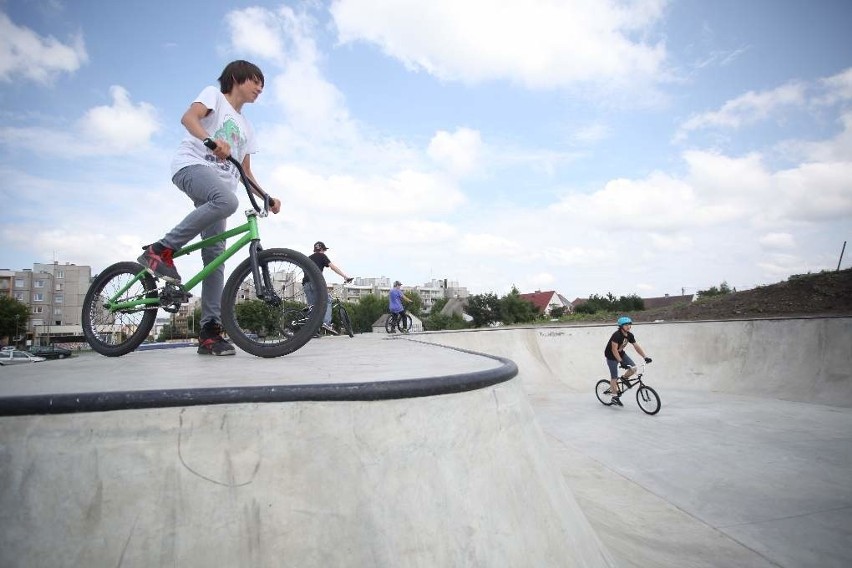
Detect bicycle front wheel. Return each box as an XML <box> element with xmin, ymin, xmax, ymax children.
<box><xmin>222</xmin><ymin>248</ymin><xmax>327</xmax><ymax>357</ymax></box>
<box><xmin>400</xmin><ymin>314</ymin><xmax>412</xmax><ymax>334</ymax></box>
<box><xmin>636</xmin><ymin>385</ymin><xmax>661</xmax><ymax>415</ymax></box>
<box><xmin>82</xmin><ymin>261</ymin><xmax>158</xmax><ymax>356</ymax></box>
<box><xmin>595</xmin><ymin>379</ymin><xmax>616</xmax><ymax>406</ymax></box>
<box><xmin>339</xmin><ymin>305</ymin><xmax>354</xmax><ymax>338</ymax></box>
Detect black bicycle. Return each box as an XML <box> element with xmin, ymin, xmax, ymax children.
<box><xmin>278</xmin><ymin>291</ymin><xmax>354</xmax><ymax>338</ymax></box>
<box><xmin>595</xmin><ymin>363</ymin><xmax>661</xmax><ymax>415</ymax></box>
<box><xmin>331</xmin><ymin>296</ymin><xmax>354</xmax><ymax>337</ymax></box>
<box><xmin>385</xmin><ymin>311</ymin><xmax>412</xmax><ymax>334</ymax></box>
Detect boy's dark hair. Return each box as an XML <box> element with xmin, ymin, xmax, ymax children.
<box><xmin>218</xmin><ymin>60</ymin><xmax>264</xmax><ymax>94</ymax></box>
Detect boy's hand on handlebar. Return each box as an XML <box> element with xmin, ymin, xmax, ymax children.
<box><xmin>644</xmin><ymin>357</ymin><xmax>653</xmax><ymax>363</ymax></box>
<box><xmin>203</xmin><ymin>137</ymin><xmax>231</xmax><ymax>160</ymax></box>
<box><xmin>268</xmin><ymin>197</ymin><xmax>281</xmax><ymax>214</ymax></box>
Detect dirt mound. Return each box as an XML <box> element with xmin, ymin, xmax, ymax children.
<box><xmin>633</xmin><ymin>268</ymin><xmax>852</xmax><ymax>322</ymax></box>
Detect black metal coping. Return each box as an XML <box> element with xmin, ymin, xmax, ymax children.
<box><xmin>0</xmin><ymin>341</ymin><xmax>518</xmax><ymax>417</ymax></box>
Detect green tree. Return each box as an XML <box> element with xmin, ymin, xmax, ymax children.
<box><xmin>575</xmin><ymin>292</ymin><xmax>645</xmax><ymax>314</ymax></box>
<box><xmin>404</xmin><ymin>290</ymin><xmax>423</xmax><ymax>317</ymax></box>
<box><xmin>0</xmin><ymin>296</ymin><xmax>30</xmax><ymax>346</ymax></box>
<box><xmin>498</xmin><ymin>286</ymin><xmax>538</xmax><ymax>325</ymax></box>
<box><xmin>430</xmin><ymin>297</ymin><xmax>449</xmax><ymax>315</ymax></box>
<box><xmin>424</xmin><ymin>311</ymin><xmax>468</xmax><ymax>331</ymax></box>
<box><xmin>697</xmin><ymin>281</ymin><xmax>733</xmax><ymax>299</ymax></box>
<box><xmin>157</xmin><ymin>323</ymin><xmax>175</xmax><ymax>342</ymax></box>
<box><xmin>234</xmin><ymin>299</ymin><xmax>279</xmax><ymax>334</ymax></box>
<box><xmin>350</xmin><ymin>293</ymin><xmax>386</xmax><ymax>333</ymax></box>
<box><xmin>466</xmin><ymin>292</ymin><xmax>501</xmax><ymax>327</ymax></box>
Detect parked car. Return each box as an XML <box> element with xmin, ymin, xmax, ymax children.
<box><xmin>28</xmin><ymin>345</ymin><xmax>73</xmax><ymax>360</ymax></box>
<box><xmin>0</xmin><ymin>350</ymin><xmax>47</xmax><ymax>366</ymax></box>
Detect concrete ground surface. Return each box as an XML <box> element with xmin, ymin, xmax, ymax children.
<box><xmin>420</xmin><ymin>317</ymin><xmax>852</xmax><ymax>568</ymax></box>
<box><xmin>0</xmin><ymin>335</ymin><xmax>614</xmax><ymax>567</ymax></box>
<box><xmin>1</xmin><ymin>317</ymin><xmax>850</xmax><ymax>567</ymax></box>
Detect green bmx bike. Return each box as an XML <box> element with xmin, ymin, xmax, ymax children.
<box><xmin>82</xmin><ymin>147</ymin><xmax>327</xmax><ymax>358</ymax></box>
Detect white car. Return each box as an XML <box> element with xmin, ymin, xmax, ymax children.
<box><xmin>0</xmin><ymin>350</ymin><xmax>47</xmax><ymax>366</ymax></box>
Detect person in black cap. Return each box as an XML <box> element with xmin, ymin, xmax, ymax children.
<box><xmin>304</xmin><ymin>241</ymin><xmax>352</xmax><ymax>333</ymax></box>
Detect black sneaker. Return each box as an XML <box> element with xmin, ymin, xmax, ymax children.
<box><xmin>611</xmin><ymin>395</ymin><xmax>623</xmax><ymax>407</ymax></box>
<box><xmin>197</xmin><ymin>322</ymin><xmax>235</xmax><ymax>356</ymax></box>
<box><xmin>138</xmin><ymin>243</ymin><xmax>181</xmax><ymax>283</ymax></box>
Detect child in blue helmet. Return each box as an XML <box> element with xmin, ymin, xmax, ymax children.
<box><xmin>604</xmin><ymin>316</ymin><xmax>652</xmax><ymax>406</ymax></box>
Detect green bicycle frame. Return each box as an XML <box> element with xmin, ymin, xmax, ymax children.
<box><xmin>105</xmin><ymin>213</ymin><xmax>261</xmax><ymax>313</ymax></box>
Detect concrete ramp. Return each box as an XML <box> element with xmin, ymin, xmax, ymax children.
<box><xmin>0</xmin><ymin>337</ymin><xmax>614</xmax><ymax>567</ymax></box>
<box><xmin>418</xmin><ymin>318</ymin><xmax>852</xmax><ymax>567</ymax></box>
<box><xmin>418</xmin><ymin>317</ymin><xmax>852</xmax><ymax>406</ymax></box>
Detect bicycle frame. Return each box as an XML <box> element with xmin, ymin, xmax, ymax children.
<box><xmin>102</xmin><ymin>211</ymin><xmax>262</xmax><ymax>313</ymax></box>
<box><xmin>618</xmin><ymin>363</ymin><xmax>647</xmax><ymax>391</ymax></box>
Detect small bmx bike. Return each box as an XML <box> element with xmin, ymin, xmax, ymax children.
<box><xmin>595</xmin><ymin>363</ymin><xmax>661</xmax><ymax>415</ymax></box>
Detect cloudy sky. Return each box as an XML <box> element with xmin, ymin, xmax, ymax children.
<box><xmin>1</xmin><ymin>0</ymin><xmax>850</xmax><ymax>299</ymax></box>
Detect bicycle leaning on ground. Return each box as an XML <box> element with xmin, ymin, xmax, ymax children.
<box><xmin>385</xmin><ymin>311</ymin><xmax>412</xmax><ymax>334</ymax></box>
<box><xmin>81</xmin><ymin>143</ymin><xmax>327</xmax><ymax>358</ymax></box>
<box><xmin>595</xmin><ymin>362</ymin><xmax>661</xmax><ymax>415</ymax></box>
<box><xmin>331</xmin><ymin>293</ymin><xmax>354</xmax><ymax>338</ymax></box>
<box><xmin>276</xmin><ymin>286</ymin><xmax>354</xmax><ymax>338</ymax></box>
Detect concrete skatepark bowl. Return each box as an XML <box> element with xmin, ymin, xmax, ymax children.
<box><xmin>1</xmin><ymin>316</ymin><xmax>849</xmax><ymax>567</ymax></box>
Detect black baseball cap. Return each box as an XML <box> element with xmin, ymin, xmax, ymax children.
<box><xmin>313</xmin><ymin>241</ymin><xmax>328</xmax><ymax>251</ymax></box>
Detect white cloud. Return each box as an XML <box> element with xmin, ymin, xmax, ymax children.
<box><xmin>759</xmin><ymin>232</ymin><xmax>795</xmax><ymax>250</ymax></box>
<box><xmin>0</xmin><ymin>13</ymin><xmax>88</xmax><ymax>84</ymax></box>
<box><xmin>572</xmin><ymin>122</ymin><xmax>611</xmax><ymax>144</ymax></box>
<box><xmin>427</xmin><ymin>128</ymin><xmax>483</xmax><ymax>176</ymax></box>
<box><xmin>79</xmin><ymin>86</ymin><xmax>160</xmax><ymax>152</ymax></box>
<box><xmin>225</xmin><ymin>7</ymin><xmax>287</xmax><ymax>61</ymax></box>
<box><xmin>675</xmin><ymin>82</ymin><xmax>806</xmax><ymax>141</ymax></box>
<box><xmin>0</xmin><ymin>85</ymin><xmax>160</xmax><ymax>156</ymax></box>
<box><xmin>268</xmin><ymin>164</ymin><xmax>465</xmax><ymax>216</ymax></box>
<box><xmin>330</xmin><ymin>0</ymin><xmax>668</xmax><ymax>90</ymax></box>
<box><xmin>815</xmin><ymin>66</ymin><xmax>852</xmax><ymax>106</ymax></box>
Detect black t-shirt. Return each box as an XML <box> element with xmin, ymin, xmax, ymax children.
<box><xmin>303</xmin><ymin>252</ymin><xmax>331</xmax><ymax>284</ymax></box>
<box><xmin>604</xmin><ymin>329</ymin><xmax>635</xmax><ymax>360</ymax></box>
<box><xmin>309</xmin><ymin>252</ymin><xmax>330</xmax><ymax>272</ymax></box>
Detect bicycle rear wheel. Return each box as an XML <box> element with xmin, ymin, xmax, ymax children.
<box><xmin>222</xmin><ymin>248</ymin><xmax>327</xmax><ymax>357</ymax></box>
<box><xmin>399</xmin><ymin>314</ymin><xmax>412</xmax><ymax>334</ymax></box>
<box><xmin>595</xmin><ymin>379</ymin><xmax>615</xmax><ymax>406</ymax></box>
<box><xmin>82</xmin><ymin>262</ymin><xmax>158</xmax><ymax>356</ymax></box>
<box><xmin>385</xmin><ymin>314</ymin><xmax>396</xmax><ymax>334</ymax></box>
<box><xmin>339</xmin><ymin>305</ymin><xmax>354</xmax><ymax>337</ymax></box>
<box><xmin>636</xmin><ymin>385</ymin><xmax>661</xmax><ymax>415</ymax></box>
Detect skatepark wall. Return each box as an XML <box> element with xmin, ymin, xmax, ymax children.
<box><xmin>0</xmin><ymin>376</ymin><xmax>615</xmax><ymax>567</ymax></box>
<box><xmin>419</xmin><ymin>317</ymin><xmax>852</xmax><ymax>407</ymax></box>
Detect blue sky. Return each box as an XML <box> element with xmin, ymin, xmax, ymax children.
<box><xmin>1</xmin><ymin>0</ymin><xmax>850</xmax><ymax>299</ymax></box>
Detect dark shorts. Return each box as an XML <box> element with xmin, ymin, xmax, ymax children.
<box><xmin>606</xmin><ymin>353</ymin><xmax>636</xmax><ymax>379</ymax></box>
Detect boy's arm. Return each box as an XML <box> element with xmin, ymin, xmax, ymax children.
<box><xmin>328</xmin><ymin>262</ymin><xmax>351</xmax><ymax>281</ymax></box>
<box><xmin>633</xmin><ymin>342</ymin><xmax>651</xmax><ymax>361</ymax></box>
<box><xmin>181</xmin><ymin>102</ymin><xmax>231</xmax><ymax>156</ymax></box>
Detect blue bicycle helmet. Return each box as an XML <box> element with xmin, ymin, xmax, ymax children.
<box><xmin>617</xmin><ymin>316</ymin><xmax>632</xmax><ymax>326</ymax></box>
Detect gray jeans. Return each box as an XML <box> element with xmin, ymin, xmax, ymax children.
<box><xmin>162</xmin><ymin>165</ymin><xmax>239</xmax><ymax>327</ymax></box>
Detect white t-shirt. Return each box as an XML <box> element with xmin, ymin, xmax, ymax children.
<box><xmin>170</xmin><ymin>86</ymin><xmax>258</xmax><ymax>191</ymax></box>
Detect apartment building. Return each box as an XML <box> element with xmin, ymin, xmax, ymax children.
<box><xmin>0</xmin><ymin>262</ymin><xmax>92</xmax><ymax>345</ymax></box>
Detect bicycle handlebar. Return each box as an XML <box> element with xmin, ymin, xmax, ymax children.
<box><xmin>203</xmin><ymin>139</ymin><xmax>271</xmax><ymax>215</ymax></box>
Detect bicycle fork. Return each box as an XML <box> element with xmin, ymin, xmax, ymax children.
<box><xmin>248</xmin><ymin>241</ymin><xmax>282</xmax><ymax>306</ymax></box>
